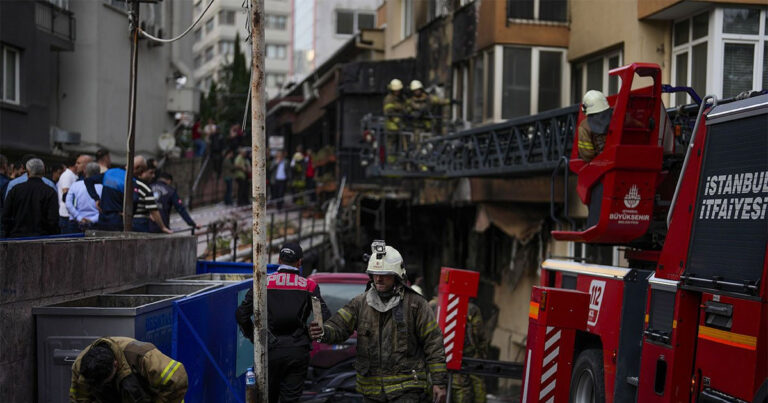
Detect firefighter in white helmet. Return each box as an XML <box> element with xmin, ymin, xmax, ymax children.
<box><xmin>310</xmin><ymin>241</ymin><xmax>448</xmax><ymax>402</ymax></box>
<box><xmin>383</xmin><ymin>79</ymin><xmax>407</xmax><ymax>163</ymax></box>
<box><xmin>578</xmin><ymin>90</ymin><xmax>613</xmax><ymax>162</ymax></box>
<box><xmin>406</xmin><ymin>80</ymin><xmax>451</xmax><ymax>134</ymax></box>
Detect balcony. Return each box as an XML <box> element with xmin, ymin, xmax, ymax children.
<box><xmin>35</xmin><ymin>1</ymin><xmax>76</xmax><ymax>50</ymax></box>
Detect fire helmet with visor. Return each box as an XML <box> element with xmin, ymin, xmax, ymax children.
<box><xmin>365</xmin><ymin>241</ymin><xmax>405</xmax><ymax>280</ymax></box>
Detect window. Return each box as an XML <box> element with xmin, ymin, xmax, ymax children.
<box><xmin>266</xmin><ymin>14</ymin><xmax>287</xmax><ymax>30</ymax></box>
<box><xmin>472</xmin><ymin>55</ymin><xmax>484</xmax><ymax>123</ymax></box>
<box><xmin>1</xmin><ymin>46</ymin><xmax>20</xmax><ymax>104</ymax></box>
<box><xmin>194</xmin><ymin>55</ymin><xmax>202</xmax><ymax>69</ymax></box>
<box><xmin>266</xmin><ymin>44</ymin><xmax>287</xmax><ymax>59</ymax></box>
<box><xmin>219</xmin><ymin>10</ymin><xmax>236</xmax><ymax>25</ymax></box>
<box><xmin>218</xmin><ymin>41</ymin><xmax>234</xmax><ymax>56</ymax></box>
<box><xmin>402</xmin><ymin>0</ymin><xmax>413</xmax><ymax>38</ymax></box>
<box><xmin>485</xmin><ymin>51</ymin><xmax>494</xmax><ymax>120</ymax></box>
<box><xmin>428</xmin><ymin>0</ymin><xmax>448</xmax><ymax>21</ymax></box>
<box><xmin>205</xmin><ymin>17</ymin><xmax>214</xmax><ymax>33</ymax></box>
<box><xmin>266</xmin><ymin>73</ymin><xmax>286</xmax><ymax>88</ymax></box>
<box><xmin>507</xmin><ymin>0</ymin><xmax>566</xmax><ymax>22</ymax></box>
<box><xmin>204</xmin><ymin>46</ymin><xmax>214</xmax><ymax>62</ymax></box>
<box><xmin>336</xmin><ymin>10</ymin><xmax>375</xmax><ymax>35</ymax></box>
<box><xmin>193</xmin><ymin>28</ymin><xmax>202</xmax><ymax>42</ymax></box>
<box><xmin>672</xmin><ymin>12</ymin><xmax>708</xmax><ymax>105</ymax></box>
<box><xmin>501</xmin><ymin>46</ymin><xmax>566</xmax><ymax>119</ymax></box>
<box><xmin>452</xmin><ymin>64</ymin><xmax>470</xmax><ymax>123</ymax></box>
<box><xmin>572</xmin><ymin>50</ymin><xmax>623</xmax><ymax>103</ymax></box>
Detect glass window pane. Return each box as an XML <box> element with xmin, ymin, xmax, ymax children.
<box><xmin>538</xmin><ymin>51</ymin><xmax>562</xmax><ymax>112</ymax></box>
<box><xmin>722</xmin><ymin>8</ymin><xmax>759</xmax><ymax>35</ymax></box>
<box><xmin>358</xmin><ymin>13</ymin><xmax>375</xmax><ymax>30</ymax></box>
<box><xmin>0</xmin><ymin>49</ymin><xmax>4</xmax><ymax>100</ymax></box>
<box><xmin>692</xmin><ymin>12</ymin><xmax>708</xmax><ymax>40</ymax></box>
<box><xmin>472</xmin><ymin>56</ymin><xmax>484</xmax><ymax>123</ymax></box>
<box><xmin>691</xmin><ymin>43</ymin><xmax>707</xmax><ymax>101</ymax></box>
<box><xmin>572</xmin><ymin>65</ymin><xmax>583</xmax><ymax>104</ymax></box>
<box><xmin>586</xmin><ymin>59</ymin><xmax>603</xmax><ymax>92</ymax></box>
<box><xmin>674</xmin><ymin>19</ymin><xmax>689</xmax><ymax>47</ymax></box>
<box><xmin>507</xmin><ymin>0</ymin><xmax>533</xmax><ymax>20</ymax></box>
<box><xmin>675</xmin><ymin>53</ymin><xmax>689</xmax><ymax>105</ymax></box>
<box><xmin>501</xmin><ymin>47</ymin><xmax>531</xmax><ymax>119</ymax></box>
<box><xmin>336</xmin><ymin>11</ymin><xmax>354</xmax><ymax>35</ymax></box>
<box><xmin>608</xmin><ymin>55</ymin><xmax>620</xmax><ymax>95</ymax></box>
<box><xmin>486</xmin><ymin>51</ymin><xmax>494</xmax><ymax>119</ymax></box>
<box><xmin>539</xmin><ymin>0</ymin><xmax>567</xmax><ymax>22</ymax></box>
<box><xmin>722</xmin><ymin>43</ymin><xmax>754</xmax><ymax>98</ymax></box>
<box><xmin>763</xmin><ymin>42</ymin><xmax>768</xmax><ymax>90</ymax></box>
<box><xmin>6</xmin><ymin>50</ymin><xmax>16</xmax><ymax>101</ymax></box>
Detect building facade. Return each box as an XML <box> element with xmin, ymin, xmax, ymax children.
<box><xmin>192</xmin><ymin>0</ymin><xmax>292</xmax><ymax>99</ymax></box>
<box><xmin>292</xmin><ymin>0</ymin><xmax>380</xmax><ymax>81</ymax></box>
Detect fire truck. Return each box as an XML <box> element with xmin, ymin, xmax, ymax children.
<box><xmin>521</xmin><ymin>63</ymin><xmax>768</xmax><ymax>402</ymax></box>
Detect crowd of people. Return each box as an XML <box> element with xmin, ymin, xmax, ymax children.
<box><xmin>0</xmin><ymin>150</ymin><xmax>199</xmax><ymax>239</ymax></box>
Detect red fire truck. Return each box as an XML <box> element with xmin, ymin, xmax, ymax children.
<box><xmin>521</xmin><ymin>63</ymin><xmax>768</xmax><ymax>402</ymax></box>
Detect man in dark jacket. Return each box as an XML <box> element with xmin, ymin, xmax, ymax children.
<box><xmin>236</xmin><ymin>242</ymin><xmax>331</xmax><ymax>403</ymax></box>
<box><xmin>1</xmin><ymin>158</ymin><xmax>59</xmax><ymax>237</ymax></box>
<box><xmin>149</xmin><ymin>172</ymin><xmax>199</xmax><ymax>233</ymax></box>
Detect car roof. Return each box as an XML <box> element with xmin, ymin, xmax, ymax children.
<box><xmin>308</xmin><ymin>272</ymin><xmax>370</xmax><ymax>284</ymax></box>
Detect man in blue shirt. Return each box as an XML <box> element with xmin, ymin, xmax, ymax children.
<box><xmin>66</xmin><ymin>162</ymin><xmax>103</xmax><ymax>231</ymax></box>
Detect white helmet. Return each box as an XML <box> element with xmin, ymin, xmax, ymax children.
<box><xmin>389</xmin><ymin>79</ymin><xmax>403</xmax><ymax>91</ymax></box>
<box><xmin>366</xmin><ymin>242</ymin><xmax>405</xmax><ymax>279</ymax></box>
<box><xmin>410</xmin><ymin>80</ymin><xmax>423</xmax><ymax>91</ymax></box>
<box><xmin>582</xmin><ymin>90</ymin><xmax>610</xmax><ymax>115</ymax></box>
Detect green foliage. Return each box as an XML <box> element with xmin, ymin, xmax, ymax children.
<box><xmin>199</xmin><ymin>32</ymin><xmax>250</xmax><ymax>128</ymax></box>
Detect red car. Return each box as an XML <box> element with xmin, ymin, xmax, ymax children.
<box><xmin>307</xmin><ymin>273</ymin><xmax>369</xmax><ymax>365</ymax></box>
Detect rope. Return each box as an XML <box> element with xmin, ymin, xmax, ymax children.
<box><xmin>139</xmin><ymin>0</ymin><xmax>215</xmax><ymax>43</ymax></box>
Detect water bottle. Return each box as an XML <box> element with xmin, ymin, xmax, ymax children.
<box><xmin>245</xmin><ymin>367</ymin><xmax>256</xmax><ymax>401</ymax></box>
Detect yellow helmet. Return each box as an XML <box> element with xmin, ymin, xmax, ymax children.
<box><xmin>389</xmin><ymin>79</ymin><xmax>403</xmax><ymax>91</ymax></box>
<box><xmin>410</xmin><ymin>80</ymin><xmax>423</xmax><ymax>91</ymax></box>
<box><xmin>366</xmin><ymin>241</ymin><xmax>405</xmax><ymax>279</ymax></box>
<box><xmin>582</xmin><ymin>90</ymin><xmax>610</xmax><ymax>115</ymax></box>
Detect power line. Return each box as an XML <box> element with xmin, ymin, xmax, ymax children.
<box><xmin>139</xmin><ymin>0</ymin><xmax>215</xmax><ymax>44</ymax></box>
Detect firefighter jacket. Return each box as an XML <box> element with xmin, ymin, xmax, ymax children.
<box><xmin>406</xmin><ymin>93</ymin><xmax>450</xmax><ymax>129</ymax></box>
<box><xmin>70</xmin><ymin>337</ymin><xmax>187</xmax><ymax>403</ymax></box>
<box><xmin>235</xmin><ymin>266</ymin><xmax>331</xmax><ymax>347</ymax></box>
<box><xmin>321</xmin><ymin>284</ymin><xmax>448</xmax><ymax>400</ymax></box>
<box><xmin>383</xmin><ymin>93</ymin><xmax>405</xmax><ymax>131</ymax></box>
<box><xmin>577</xmin><ymin>118</ymin><xmax>606</xmax><ymax>162</ymax></box>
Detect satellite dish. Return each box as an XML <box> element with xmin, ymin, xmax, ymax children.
<box><xmin>158</xmin><ymin>132</ymin><xmax>176</xmax><ymax>152</ymax></box>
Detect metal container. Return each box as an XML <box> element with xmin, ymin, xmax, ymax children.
<box><xmin>108</xmin><ymin>281</ymin><xmax>220</xmax><ymax>296</ymax></box>
<box><xmin>33</xmin><ymin>294</ymin><xmax>179</xmax><ymax>403</ymax></box>
<box><xmin>169</xmin><ymin>273</ymin><xmax>252</xmax><ymax>282</ymax></box>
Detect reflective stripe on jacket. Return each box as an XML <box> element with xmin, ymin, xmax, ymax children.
<box><xmin>383</xmin><ymin>93</ymin><xmax>405</xmax><ymax>131</ymax></box>
<box><xmin>322</xmin><ymin>286</ymin><xmax>447</xmax><ymax>400</ymax></box>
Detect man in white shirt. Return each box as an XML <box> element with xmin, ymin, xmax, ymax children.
<box><xmin>57</xmin><ymin>154</ymin><xmax>92</xmax><ymax>233</ymax></box>
<box><xmin>66</xmin><ymin>162</ymin><xmax>102</xmax><ymax>232</ymax></box>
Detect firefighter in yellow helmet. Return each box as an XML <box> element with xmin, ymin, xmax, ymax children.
<box><xmin>429</xmin><ymin>292</ymin><xmax>488</xmax><ymax>403</ymax></box>
<box><xmin>406</xmin><ymin>80</ymin><xmax>451</xmax><ymax>136</ymax></box>
<box><xmin>310</xmin><ymin>241</ymin><xmax>448</xmax><ymax>402</ymax></box>
<box><xmin>383</xmin><ymin>79</ymin><xmax>407</xmax><ymax>163</ymax></box>
<box><xmin>577</xmin><ymin>90</ymin><xmax>613</xmax><ymax>162</ymax></box>
<box><xmin>70</xmin><ymin>337</ymin><xmax>187</xmax><ymax>402</ymax></box>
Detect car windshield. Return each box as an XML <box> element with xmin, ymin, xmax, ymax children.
<box><xmin>318</xmin><ymin>282</ymin><xmax>367</xmax><ymax>315</ymax></box>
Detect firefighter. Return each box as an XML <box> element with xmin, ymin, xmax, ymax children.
<box><xmin>577</xmin><ymin>90</ymin><xmax>613</xmax><ymax>162</ymax></box>
<box><xmin>383</xmin><ymin>79</ymin><xmax>406</xmax><ymax>162</ymax></box>
<box><xmin>69</xmin><ymin>337</ymin><xmax>187</xmax><ymax>402</ymax></box>
<box><xmin>429</xmin><ymin>294</ymin><xmax>488</xmax><ymax>403</ymax></box>
<box><xmin>309</xmin><ymin>241</ymin><xmax>448</xmax><ymax>403</ymax></box>
<box><xmin>235</xmin><ymin>242</ymin><xmax>331</xmax><ymax>403</ymax></box>
<box><xmin>406</xmin><ymin>80</ymin><xmax>451</xmax><ymax>137</ymax></box>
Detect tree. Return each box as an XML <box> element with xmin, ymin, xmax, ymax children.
<box><xmin>220</xmin><ymin>32</ymin><xmax>250</xmax><ymax>129</ymax></box>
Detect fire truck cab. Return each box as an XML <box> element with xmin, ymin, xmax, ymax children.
<box><xmin>522</xmin><ymin>63</ymin><xmax>768</xmax><ymax>403</ymax></box>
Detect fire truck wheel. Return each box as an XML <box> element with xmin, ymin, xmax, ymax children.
<box><xmin>569</xmin><ymin>348</ymin><xmax>606</xmax><ymax>403</ymax></box>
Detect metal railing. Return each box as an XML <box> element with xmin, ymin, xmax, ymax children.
<box><xmin>35</xmin><ymin>1</ymin><xmax>76</xmax><ymax>42</ymax></box>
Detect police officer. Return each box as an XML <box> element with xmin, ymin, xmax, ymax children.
<box><xmin>309</xmin><ymin>241</ymin><xmax>448</xmax><ymax>403</ymax></box>
<box><xmin>70</xmin><ymin>337</ymin><xmax>187</xmax><ymax>402</ymax></box>
<box><xmin>577</xmin><ymin>90</ymin><xmax>613</xmax><ymax>162</ymax></box>
<box><xmin>235</xmin><ymin>243</ymin><xmax>331</xmax><ymax>403</ymax></box>
<box><xmin>149</xmin><ymin>172</ymin><xmax>200</xmax><ymax>233</ymax></box>
<box><xmin>383</xmin><ymin>79</ymin><xmax>407</xmax><ymax>161</ymax></box>
<box><xmin>429</xmin><ymin>295</ymin><xmax>488</xmax><ymax>403</ymax></box>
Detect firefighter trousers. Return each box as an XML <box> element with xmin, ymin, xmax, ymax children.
<box><xmin>268</xmin><ymin>346</ymin><xmax>310</xmax><ymax>403</ymax></box>
<box><xmin>363</xmin><ymin>391</ymin><xmax>427</xmax><ymax>403</ymax></box>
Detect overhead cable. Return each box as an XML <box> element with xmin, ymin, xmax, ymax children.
<box><xmin>139</xmin><ymin>0</ymin><xmax>215</xmax><ymax>43</ymax></box>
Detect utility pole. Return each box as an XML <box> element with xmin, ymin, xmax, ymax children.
<box><xmin>123</xmin><ymin>0</ymin><xmax>140</xmax><ymax>232</ymax></box>
<box><xmin>249</xmin><ymin>0</ymin><xmax>268</xmax><ymax>402</ymax></box>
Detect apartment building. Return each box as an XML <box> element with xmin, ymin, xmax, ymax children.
<box><xmin>192</xmin><ymin>0</ymin><xmax>292</xmax><ymax>99</ymax></box>
<box><xmin>293</xmin><ymin>0</ymin><xmax>379</xmax><ymax>81</ymax></box>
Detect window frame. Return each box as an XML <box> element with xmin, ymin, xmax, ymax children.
<box><xmin>671</xmin><ymin>11</ymin><xmax>712</xmax><ymax>106</ymax></box>
<box><xmin>402</xmin><ymin>0</ymin><xmax>414</xmax><ymax>39</ymax></box>
<box><xmin>1</xmin><ymin>46</ymin><xmax>21</xmax><ymax>105</ymax></box>
<box><xmin>572</xmin><ymin>49</ymin><xmax>623</xmax><ymax>102</ymax></box>
<box><xmin>204</xmin><ymin>17</ymin><xmax>215</xmax><ymax>33</ymax></box>
<box><xmin>266</xmin><ymin>44</ymin><xmax>288</xmax><ymax>60</ymax></box>
<box><xmin>266</xmin><ymin>14</ymin><xmax>288</xmax><ymax>30</ymax></box>
<box><xmin>499</xmin><ymin>45</ymin><xmax>568</xmax><ymax>121</ymax></box>
<box><xmin>506</xmin><ymin>0</ymin><xmax>568</xmax><ymax>23</ymax></box>
<box><xmin>219</xmin><ymin>9</ymin><xmax>236</xmax><ymax>26</ymax></box>
<box><xmin>335</xmin><ymin>9</ymin><xmax>376</xmax><ymax>36</ymax></box>
<box><xmin>710</xmin><ymin>7</ymin><xmax>768</xmax><ymax>99</ymax></box>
